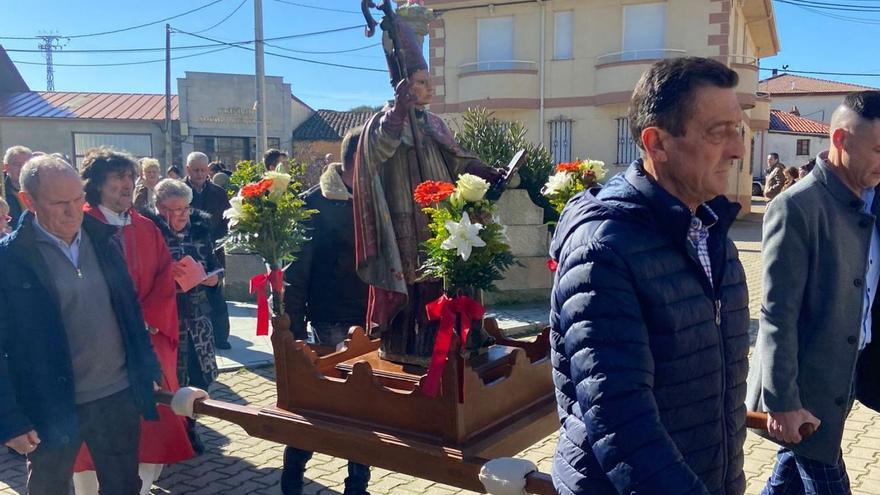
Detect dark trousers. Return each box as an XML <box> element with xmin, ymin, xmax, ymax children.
<box><xmin>281</xmin><ymin>446</ymin><xmax>370</xmax><ymax>495</ymax></box>
<box><xmin>26</xmin><ymin>389</ymin><xmax>142</xmax><ymax>495</ymax></box>
<box><xmin>206</xmin><ymin>283</ymin><xmax>230</xmax><ymax>345</ymax></box>
<box><xmin>761</xmin><ymin>448</ymin><xmax>851</xmax><ymax>495</ymax></box>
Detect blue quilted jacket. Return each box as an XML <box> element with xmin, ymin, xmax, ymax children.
<box><xmin>549</xmin><ymin>162</ymin><xmax>750</xmax><ymax>495</ymax></box>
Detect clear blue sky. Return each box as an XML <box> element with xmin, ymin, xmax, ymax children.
<box><xmin>0</xmin><ymin>0</ymin><xmax>877</xmax><ymax>111</ymax></box>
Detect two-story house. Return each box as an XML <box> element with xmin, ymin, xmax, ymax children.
<box><xmin>424</xmin><ymin>0</ymin><xmax>779</xmax><ymax>210</ymax></box>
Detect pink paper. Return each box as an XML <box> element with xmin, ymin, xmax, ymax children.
<box><xmin>174</xmin><ymin>255</ymin><xmax>208</xmax><ymax>292</ymax></box>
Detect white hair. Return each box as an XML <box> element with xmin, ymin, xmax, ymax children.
<box><xmin>4</xmin><ymin>145</ymin><xmax>32</xmax><ymax>165</ymax></box>
<box><xmin>20</xmin><ymin>155</ymin><xmax>78</xmax><ymax>199</ymax></box>
<box><xmin>154</xmin><ymin>178</ymin><xmax>193</xmax><ymax>206</ymax></box>
<box><xmin>186</xmin><ymin>151</ymin><xmax>209</xmax><ymax>168</ymax></box>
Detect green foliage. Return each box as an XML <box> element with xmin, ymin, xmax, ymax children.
<box><xmin>227</xmin><ymin>160</ymin><xmax>262</xmax><ymax>199</ymax></box>
<box><xmin>419</xmin><ymin>197</ymin><xmax>516</xmax><ymax>293</ymax></box>
<box><xmin>221</xmin><ymin>166</ymin><xmax>317</xmax><ymax>268</ymax></box>
<box><xmin>454</xmin><ymin>107</ymin><xmax>557</xmax><ymax>223</ymax></box>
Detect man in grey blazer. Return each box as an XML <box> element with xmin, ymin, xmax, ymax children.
<box><xmin>747</xmin><ymin>90</ymin><xmax>880</xmax><ymax>493</ymax></box>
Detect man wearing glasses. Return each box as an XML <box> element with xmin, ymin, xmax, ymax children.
<box><xmin>549</xmin><ymin>57</ymin><xmax>750</xmax><ymax>495</ymax></box>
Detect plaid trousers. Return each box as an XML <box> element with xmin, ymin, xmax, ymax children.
<box><xmin>761</xmin><ymin>448</ymin><xmax>851</xmax><ymax>495</ymax></box>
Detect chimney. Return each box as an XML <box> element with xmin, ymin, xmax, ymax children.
<box><xmin>772</xmin><ymin>68</ymin><xmax>778</xmax><ymax>76</ymax></box>
<box><xmin>790</xmin><ymin>106</ymin><xmax>800</xmax><ymax>116</ymax></box>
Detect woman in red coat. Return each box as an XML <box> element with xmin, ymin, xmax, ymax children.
<box><xmin>73</xmin><ymin>149</ymin><xmax>194</xmax><ymax>495</ymax></box>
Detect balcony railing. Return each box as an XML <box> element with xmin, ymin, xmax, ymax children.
<box><xmin>727</xmin><ymin>54</ymin><xmax>759</xmax><ymax>66</ymax></box>
<box><xmin>458</xmin><ymin>60</ymin><xmax>537</xmax><ymax>75</ymax></box>
<box><xmin>595</xmin><ymin>49</ymin><xmax>687</xmax><ymax>65</ymax></box>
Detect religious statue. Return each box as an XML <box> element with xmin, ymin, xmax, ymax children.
<box><xmin>354</xmin><ymin>2</ymin><xmax>505</xmax><ymax>366</ymax></box>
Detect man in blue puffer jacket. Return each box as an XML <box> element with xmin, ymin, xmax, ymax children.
<box><xmin>550</xmin><ymin>57</ymin><xmax>751</xmax><ymax>495</ymax></box>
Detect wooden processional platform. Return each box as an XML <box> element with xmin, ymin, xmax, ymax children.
<box><xmin>159</xmin><ymin>317</ymin><xmax>559</xmax><ymax>494</ymax></box>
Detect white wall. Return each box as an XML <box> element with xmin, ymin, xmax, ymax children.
<box><xmin>769</xmin><ymin>94</ymin><xmax>844</xmax><ymax>124</ymax></box>
<box><xmin>752</xmin><ymin>131</ymin><xmax>828</xmax><ymax>176</ymax></box>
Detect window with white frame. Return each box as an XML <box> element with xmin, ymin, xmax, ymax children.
<box><xmin>622</xmin><ymin>3</ymin><xmax>667</xmax><ymax>61</ymax></box>
<box><xmin>554</xmin><ymin>11</ymin><xmax>574</xmax><ymax>60</ymax></box>
<box><xmin>615</xmin><ymin>117</ymin><xmax>640</xmax><ymax>165</ymax></box>
<box><xmin>477</xmin><ymin>16</ymin><xmax>514</xmax><ymax>71</ymax></box>
<box><xmin>74</xmin><ymin>133</ymin><xmax>152</xmax><ymax>168</ymax></box>
<box><xmin>549</xmin><ymin>119</ymin><xmax>573</xmax><ymax>164</ymax></box>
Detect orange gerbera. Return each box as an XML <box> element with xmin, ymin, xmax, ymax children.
<box><xmin>555</xmin><ymin>162</ymin><xmax>581</xmax><ymax>173</ymax></box>
<box><xmin>413</xmin><ymin>180</ymin><xmax>456</xmax><ymax>207</ymax></box>
<box><xmin>241</xmin><ymin>179</ymin><xmax>273</xmax><ymax>199</ymax></box>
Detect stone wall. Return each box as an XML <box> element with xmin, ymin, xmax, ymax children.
<box><xmin>483</xmin><ymin>189</ymin><xmax>552</xmax><ymax>305</ymax></box>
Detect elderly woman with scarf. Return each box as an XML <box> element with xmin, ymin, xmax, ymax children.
<box><xmin>149</xmin><ymin>178</ymin><xmax>220</xmax><ymax>452</ymax></box>
<box><xmin>73</xmin><ymin>148</ymin><xmax>193</xmax><ymax>495</ymax></box>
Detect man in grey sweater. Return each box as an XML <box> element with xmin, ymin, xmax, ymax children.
<box><xmin>0</xmin><ymin>155</ymin><xmax>161</xmax><ymax>495</ymax></box>
<box><xmin>747</xmin><ymin>91</ymin><xmax>880</xmax><ymax>493</ymax></box>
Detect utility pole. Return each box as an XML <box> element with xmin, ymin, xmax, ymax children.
<box><xmin>254</xmin><ymin>0</ymin><xmax>268</xmax><ymax>166</ymax></box>
<box><xmin>37</xmin><ymin>34</ymin><xmax>66</xmax><ymax>91</ymax></box>
<box><xmin>165</xmin><ymin>24</ymin><xmax>173</xmax><ymax>172</ymax></box>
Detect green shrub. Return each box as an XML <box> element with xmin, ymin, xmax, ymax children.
<box><xmin>453</xmin><ymin>107</ymin><xmax>557</xmax><ymax>223</ymax></box>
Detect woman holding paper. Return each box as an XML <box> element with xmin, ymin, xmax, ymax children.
<box><xmin>74</xmin><ymin>149</ymin><xmax>194</xmax><ymax>495</ymax></box>
<box><xmin>150</xmin><ymin>178</ymin><xmax>220</xmax><ymax>391</ymax></box>
<box><xmin>150</xmin><ymin>178</ymin><xmax>221</xmax><ymax>455</ymax></box>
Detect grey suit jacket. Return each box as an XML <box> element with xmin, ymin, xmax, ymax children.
<box><xmin>746</xmin><ymin>156</ymin><xmax>880</xmax><ymax>464</ymax></box>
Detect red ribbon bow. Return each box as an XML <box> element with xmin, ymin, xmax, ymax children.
<box><xmin>422</xmin><ymin>294</ymin><xmax>485</xmax><ymax>399</ymax></box>
<box><xmin>250</xmin><ymin>268</ymin><xmax>283</xmax><ymax>336</ymax></box>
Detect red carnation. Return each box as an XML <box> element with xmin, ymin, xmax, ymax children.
<box><xmin>241</xmin><ymin>179</ymin><xmax>274</xmax><ymax>199</ymax></box>
<box><xmin>555</xmin><ymin>162</ymin><xmax>580</xmax><ymax>173</ymax></box>
<box><xmin>414</xmin><ymin>180</ymin><xmax>456</xmax><ymax>207</ymax></box>
<box><xmin>547</xmin><ymin>258</ymin><xmax>558</xmax><ymax>272</ymax></box>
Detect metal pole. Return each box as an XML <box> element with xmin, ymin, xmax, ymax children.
<box><xmin>165</xmin><ymin>24</ymin><xmax>173</xmax><ymax>172</ymax></box>
<box><xmin>254</xmin><ymin>0</ymin><xmax>268</xmax><ymax>167</ymax></box>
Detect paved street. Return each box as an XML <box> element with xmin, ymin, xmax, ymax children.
<box><xmin>2</xmin><ymin>203</ymin><xmax>880</xmax><ymax>494</ymax></box>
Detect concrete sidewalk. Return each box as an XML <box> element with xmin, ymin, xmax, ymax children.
<box><xmin>218</xmin><ymin>301</ymin><xmax>549</xmax><ymax>370</ymax></box>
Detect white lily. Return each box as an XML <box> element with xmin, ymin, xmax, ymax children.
<box><xmin>542</xmin><ymin>171</ymin><xmax>574</xmax><ymax>197</ymax></box>
<box><xmin>264</xmin><ymin>171</ymin><xmax>292</xmax><ymax>202</ymax></box>
<box><xmin>441</xmin><ymin>211</ymin><xmax>486</xmax><ymax>261</ymax></box>
<box><xmin>223</xmin><ymin>196</ymin><xmax>245</xmax><ymax>227</ymax></box>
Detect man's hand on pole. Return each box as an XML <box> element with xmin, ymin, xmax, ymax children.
<box><xmin>767</xmin><ymin>409</ymin><xmax>820</xmax><ymax>444</ymax></box>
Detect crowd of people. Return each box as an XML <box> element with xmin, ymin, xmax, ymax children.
<box><xmin>0</xmin><ymin>145</ymin><xmax>295</xmax><ymax>494</ymax></box>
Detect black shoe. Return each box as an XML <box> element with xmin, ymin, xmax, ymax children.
<box><xmin>215</xmin><ymin>341</ymin><xmax>232</xmax><ymax>350</ymax></box>
<box><xmin>187</xmin><ymin>419</ymin><xmax>206</xmax><ymax>455</ymax></box>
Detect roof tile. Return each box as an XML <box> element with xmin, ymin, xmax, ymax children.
<box><xmin>292</xmin><ymin>110</ymin><xmax>373</xmax><ymax>141</ymax></box>
<box><xmin>769</xmin><ymin>109</ymin><xmax>829</xmax><ymax>136</ymax></box>
<box><xmin>759</xmin><ymin>74</ymin><xmax>877</xmax><ymax>95</ymax></box>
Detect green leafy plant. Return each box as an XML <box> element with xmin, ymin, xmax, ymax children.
<box><xmin>454</xmin><ymin>107</ymin><xmax>556</xmax><ymax>223</ymax></box>
<box><xmin>414</xmin><ymin>176</ymin><xmax>516</xmax><ymax>293</ymax></box>
<box><xmin>227</xmin><ymin>160</ymin><xmax>262</xmax><ymax>199</ymax></box>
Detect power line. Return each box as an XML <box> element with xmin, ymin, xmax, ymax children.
<box><xmin>173</xmin><ymin>28</ymin><xmax>385</xmax><ymax>72</ymax></box>
<box><xmin>777</xmin><ymin>0</ymin><xmax>880</xmax><ymax>12</ymax></box>
<box><xmin>11</xmin><ymin>46</ymin><xmax>235</xmax><ymax>68</ymax></box>
<box><xmin>777</xmin><ymin>1</ymin><xmax>880</xmax><ymax>23</ymax></box>
<box><xmin>775</xmin><ymin>0</ymin><xmax>880</xmax><ymax>12</ymax></box>
<box><xmin>271</xmin><ymin>0</ymin><xmax>361</xmax><ymax>14</ymax></box>
<box><xmin>0</xmin><ymin>0</ymin><xmax>227</xmax><ymax>40</ymax></box>
<box><xmin>1</xmin><ymin>25</ymin><xmax>366</xmax><ymax>54</ymax></box>
<box><xmin>193</xmin><ymin>0</ymin><xmax>249</xmax><ymax>34</ymax></box>
<box><xmin>262</xmin><ymin>41</ymin><xmax>380</xmax><ymax>55</ymax></box>
<box><xmin>761</xmin><ymin>67</ymin><xmax>880</xmax><ymax>77</ymax></box>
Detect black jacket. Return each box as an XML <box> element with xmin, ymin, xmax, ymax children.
<box><xmin>0</xmin><ymin>214</ymin><xmax>161</xmax><ymax>446</ymax></box>
<box><xmin>283</xmin><ymin>185</ymin><xmax>368</xmax><ymax>339</ymax></box>
<box><xmin>3</xmin><ymin>174</ymin><xmax>23</xmax><ymax>230</ymax></box>
<box><xmin>186</xmin><ymin>178</ymin><xmax>230</xmax><ymax>243</ymax></box>
<box><xmin>549</xmin><ymin>162</ymin><xmax>750</xmax><ymax>495</ymax></box>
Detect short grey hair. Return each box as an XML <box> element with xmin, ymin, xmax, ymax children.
<box><xmin>4</xmin><ymin>145</ymin><xmax>32</xmax><ymax>165</ymax></box>
<box><xmin>20</xmin><ymin>155</ymin><xmax>79</xmax><ymax>199</ymax></box>
<box><xmin>154</xmin><ymin>178</ymin><xmax>193</xmax><ymax>206</ymax></box>
<box><xmin>186</xmin><ymin>151</ymin><xmax>209</xmax><ymax>167</ymax></box>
